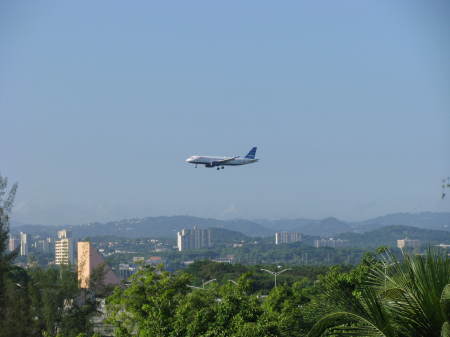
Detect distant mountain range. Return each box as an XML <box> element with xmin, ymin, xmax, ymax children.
<box><xmin>10</xmin><ymin>212</ymin><xmax>450</xmax><ymax>240</ymax></box>
<box><xmin>354</xmin><ymin>212</ymin><xmax>450</xmax><ymax>232</ymax></box>
<box><xmin>10</xmin><ymin>216</ymin><xmax>272</xmax><ymax>238</ymax></box>
<box><xmin>259</xmin><ymin>212</ymin><xmax>450</xmax><ymax>236</ymax></box>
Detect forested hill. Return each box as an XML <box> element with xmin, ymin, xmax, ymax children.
<box><xmin>11</xmin><ymin>216</ymin><xmax>271</xmax><ymax>238</ymax></box>
<box><xmin>337</xmin><ymin>225</ymin><xmax>450</xmax><ymax>248</ymax></box>
<box><xmin>258</xmin><ymin>217</ymin><xmax>352</xmax><ymax>236</ymax></box>
<box><xmin>354</xmin><ymin>212</ymin><xmax>450</xmax><ymax>232</ymax></box>
<box><xmin>258</xmin><ymin>212</ymin><xmax>450</xmax><ymax>235</ymax></box>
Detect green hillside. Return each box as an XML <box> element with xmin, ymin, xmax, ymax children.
<box><xmin>337</xmin><ymin>225</ymin><xmax>450</xmax><ymax>248</ymax></box>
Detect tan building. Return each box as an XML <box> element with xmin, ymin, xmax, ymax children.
<box><xmin>78</xmin><ymin>241</ymin><xmax>120</xmax><ymax>289</ymax></box>
<box><xmin>8</xmin><ymin>235</ymin><xmax>19</xmax><ymax>252</ymax></box>
<box><xmin>55</xmin><ymin>230</ymin><xmax>74</xmax><ymax>265</ymax></box>
<box><xmin>397</xmin><ymin>238</ymin><xmax>420</xmax><ymax>250</ymax></box>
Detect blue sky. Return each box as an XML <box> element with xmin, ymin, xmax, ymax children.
<box><xmin>1</xmin><ymin>1</ymin><xmax>449</xmax><ymax>225</ymax></box>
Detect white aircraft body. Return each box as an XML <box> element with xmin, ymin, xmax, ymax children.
<box><xmin>186</xmin><ymin>147</ymin><xmax>258</xmax><ymax>170</ymax></box>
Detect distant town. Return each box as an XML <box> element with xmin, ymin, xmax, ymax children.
<box><xmin>9</xmin><ymin>212</ymin><xmax>450</xmax><ymax>284</ymax></box>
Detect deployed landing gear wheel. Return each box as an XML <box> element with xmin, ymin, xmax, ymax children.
<box><xmin>217</xmin><ymin>167</ymin><xmax>220</xmax><ymax>170</ymax></box>
<box><xmin>221</xmin><ymin>166</ymin><xmax>224</xmax><ymax>169</ymax></box>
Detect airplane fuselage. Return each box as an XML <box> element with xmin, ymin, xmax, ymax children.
<box><xmin>186</xmin><ymin>156</ymin><xmax>258</xmax><ymax>167</ymax></box>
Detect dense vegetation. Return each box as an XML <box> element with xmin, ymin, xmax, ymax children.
<box><xmin>106</xmin><ymin>248</ymin><xmax>450</xmax><ymax>337</ymax></box>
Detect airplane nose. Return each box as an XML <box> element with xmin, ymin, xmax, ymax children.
<box><xmin>186</xmin><ymin>157</ymin><xmax>193</xmax><ymax>162</ymax></box>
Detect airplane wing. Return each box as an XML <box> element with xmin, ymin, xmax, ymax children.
<box><xmin>215</xmin><ymin>156</ymin><xmax>239</xmax><ymax>164</ymax></box>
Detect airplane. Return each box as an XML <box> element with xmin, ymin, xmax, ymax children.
<box><xmin>185</xmin><ymin>146</ymin><xmax>259</xmax><ymax>170</ymax></box>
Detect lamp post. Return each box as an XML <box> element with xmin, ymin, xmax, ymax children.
<box><xmin>187</xmin><ymin>278</ymin><xmax>216</xmax><ymax>290</ymax></box>
<box><xmin>381</xmin><ymin>261</ymin><xmax>397</xmax><ymax>292</ymax></box>
<box><xmin>260</xmin><ymin>268</ymin><xmax>291</xmax><ymax>288</ymax></box>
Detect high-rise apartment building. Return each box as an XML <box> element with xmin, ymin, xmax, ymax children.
<box><xmin>78</xmin><ymin>241</ymin><xmax>120</xmax><ymax>288</ymax></box>
<box><xmin>177</xmin><ymin>226</ymin><xmax>212</xmax><ymax>251</ymax></box>
<box><xmin>36</xmin><ymin>239</ymin><xmax>50</xmax><ymax>253</ymax></box>
<box><xmin>55</xmin><ymin>230</ymin><xmax>74</xmax><ymax>265</ymax></box>
<box><xmin>314</xmin><ymin>238</ymin><xmax>347</xmax><ymax>248</ymax></box>
<box><xmin>8</xmin><ymin>235</ymin><xmax>19</xmax><ymax>252</ymax></box>
<box><xmin>19</xmin><ymin>232</ymin><xmax>28</xmax><ymax>256</ymax></box>
<box><xmin>397</xmin><ymin>238</ymin><xmax>420</xmax><ymax>250</ymax></box>
<box><xmin>275</xmin><ymin>232</ymin><xmax>302</xmax><ymax>245</ymax></box>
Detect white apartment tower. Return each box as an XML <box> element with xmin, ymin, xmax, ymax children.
<box><xmin>275</xmin><ymin>232</ymin><xmax>302</xmax><ymax>245</ymax></box>
<box><xmin>177</xmin><ymin>226</ymin><xmax>212</xmax><ymax>251</ymax></box>
<box><xmin>55</xmin><ymin>230</ymin><xmax>74</xmax><ymax>265</ymax></box>
<box><xmin>19</xmin><ymin>232</ymin><xmax>28</xmax><ymax>256</ymax></box>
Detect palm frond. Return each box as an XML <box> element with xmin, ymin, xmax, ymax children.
<box><xmin>368</xmin><ymin>248</ymin><xmax>450</xmax><ymax>336</ymax></box>
<box><xmin>441</xmin><ymin>284</ymin><xmax>450</xmax><ymax>320</ymax></box>
<box><xmin>306</xmin><ymin>311</ymin><xmax>388</xmax><ymax>337</ymax></box>
<box><xmin>442</xmin><ymin>322</ymin><xmax>450</xmax><ymax>337</ymax></box>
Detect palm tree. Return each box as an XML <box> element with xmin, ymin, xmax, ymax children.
<box><xmin>307</xmin><ymin>248</ymin><xmax>450</xmax><ymax>337</ymax></box>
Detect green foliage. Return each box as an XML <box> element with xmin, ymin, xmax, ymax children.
<box><xmin>307</xmin><ymin>248</ymin><xmax>450</xmax><ymax>337</ymax></box>
<box><xmin>107</xmin><ymin>265</ymin><xmax>191</xmax><ymax>337</ymax></box>
<box><xmin>106</xmin><ymin>249</ymin><xmax>449</xmax><ymax>337</ymax></box>
<box><xmin>0</xmin><ymin>175</ymin><xmax>18</xmax><ymax>335</ymax></box>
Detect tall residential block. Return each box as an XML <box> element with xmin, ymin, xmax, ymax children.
<box><xmin>78</xmin><ymin>241</ymin><xmax>120</xmax><ymax>289</ymax></box>
<box><xmin>275</xmin><ymin>232</ymin><xmax>302</xmax><ymax>245</ymax></box>
<box><xmin>8</xmin><ymin>235</ymin><xmax>19</xmax><ymax>252</ymax></box>
<box><xmin>397</xmin><ymin>238</ymin><xmax>420</xmax><ymax>250</ymax></box>
<box><xmin>19</xmin><ymin>232</ymin><xmax>28</xmax><ymax>256</ymax></box>
<box><xmin>314</xmin><ymin>238</ymin><xmax>347</xmax><ymax>248</ymax></box>
<box><xmin>177</xmin><ymin>226</ymin><xmax>212</xmax><ymax>251</ymax></box>
<box><xmin>55</xmin><ymin>230</ymin><xmax>74</xmax><ymax>265</ymax></box>
<box><xmin>36</xmin><ymin>239</ymin><xmax>50</xmax><ymax>253</ymax></box>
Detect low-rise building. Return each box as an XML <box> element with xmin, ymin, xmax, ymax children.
<box><xmin>146</xmin><ymin>256</ymin><xmax>163</xmax><ymax>265</ymax></box>
<box><xmin>118</xmin><ymin>263</ymin><xmax>137</xmax><ymax>280</ymax></box>
<box><xmin>132</xmin><ymin>256</ymin><xmax>145</xmax><ymax>263</ymax></box>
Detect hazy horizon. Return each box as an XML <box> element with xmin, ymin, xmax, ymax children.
<box><xmin>2</xmin><ymin>1</ymin><xmax>449</xmax><ymax>225</ymax></box>
<box><xmin>10</xmin><ymin>210</ymin><xmax>450</xmax><ymax>228</ymax></box>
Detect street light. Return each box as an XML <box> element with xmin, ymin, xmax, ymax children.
<box><xmin>260</xmin><ymin>268</ymin><xmax>291</xmax><ymax>288</ymax></box>
<box><xmin>187</xmin><ymin>278</ymin><xmax>216</xmax><ymax>290</ymax></box>
<box><xmin>381</xmin><ymin>260</ymin><xmax>398</xmax><ymax>292</ymax></box>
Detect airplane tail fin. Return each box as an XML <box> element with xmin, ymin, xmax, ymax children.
<box><xmin>245</xmin><ymin>146</ymin><xmax>257</xmax><ymax>159</ymax></box>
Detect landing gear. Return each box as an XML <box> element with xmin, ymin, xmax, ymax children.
<box><xmin>221</xmin><ymin>166</ymin><xmax>224</xmax><ymax>169</ymax></box>
<box><xmin>217</xmin><ymin>167</ymin><xmax>220</xmax><ymax>170</ymax></box>
<box><xmin>195</xmin><ymin>164</ymin><xmax>197</xmax><ymax>168</ymax></box>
